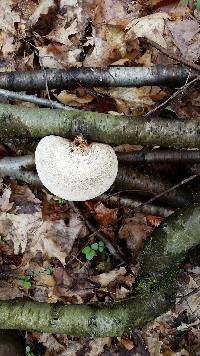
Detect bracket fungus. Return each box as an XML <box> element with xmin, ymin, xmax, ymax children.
<box><xmin>35</xmin><ymin>135</ymin><xmax>118</xmax><ymax>201</ymax></box>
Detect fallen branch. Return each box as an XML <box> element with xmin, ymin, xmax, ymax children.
<box><xmin>100</xmin><ymin>193</ymin><xmax>174</xmax><ymax>217</ymax></box>
<box><xmin>0</xmin><ymin>205</ymin><xmax>200</xmax><ymax>336</ymax></box>
<box><xmin>117</xmin><ymin>149</ymin><xmax>200</xmax><ymax>164</ymax></box>
<box><xmin>115</xmin><ymin>165</ymin><xmax>194</xmax><ymax>207</ymax></box>
<box><xmin>0</xmin><ymin>66</ymin><xmax>196</xmax><ymax>91</ymax></box>
<box><xmin>1</xmin><ymin>103</ymin><xmax>200</xmax><ymax>148</ymax></box>
<box><xmin>0</xmin><ymin>89</ymin><xmax>71</xmax><ymax>110</ymax></box>
<box><xmin>0</xmin><ymin>155</ymin><xmax>192</xmax><ymax>207</ymax></box>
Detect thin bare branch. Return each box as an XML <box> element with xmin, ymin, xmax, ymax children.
<box><xmin>0</xmin><ymin>89</ymin><xmax>71</xmax><ymax>110</ymax></box>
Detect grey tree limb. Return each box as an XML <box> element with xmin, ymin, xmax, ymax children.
<box><xmin>1</xmin><ymin>103</ymin><xmax>200</xmax><ymax>148</ymax></box>
<box><xmin>0</xmin><ymin>89</ymin><xmax>71</xmax><ymax>110</ymax></box>
<box><xmin>0</xmin><ymin>155</ymin><xmax>193</xmax><ymax>207</ymax></box>
<box><xmin>0</xmin><ymin>205</ymin><xmax>200</xmax><ymax>336</ymax></box>
<box><xmin>0</xmin><ymin>66</ymin><xmax>196</xmax><ymax>91</ymax></box>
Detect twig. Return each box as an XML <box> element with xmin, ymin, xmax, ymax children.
<box><xmin>117</xmin><ymin>148</ymin><xmax>200</xmax><ymax>164</ymax></box>
<box><xmin>0</xmin><ymin>66</ymin><xmax>196</xmax><ymax>91</ymax></box>
<box><xmin>68</xmin><ymin>202</ymin><xmax>124</xmax><ymax>264</ymax></box>
<box><xmin>141</xmin><ymin>37</ymin><xmax>200</xmax><ymax>72</ymax></box>
<box><xmin>0</xmin><ymin>89</ymin><xmax>72</xmax><ymax>110</ymax></box>
<box><xmin>145</xmin><ymin>76</ymin><xmax>200</xmax><ymax>117</ymax></box>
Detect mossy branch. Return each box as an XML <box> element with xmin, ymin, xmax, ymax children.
<box><xmin>0</xmin><ymin>206</ymin><xmax>200</xmax><ymax>336</ymax></box>
<box><xmin>1</xmin><ymin>103</ymin><xmax>200</xmax><ymax>148</ymax></box>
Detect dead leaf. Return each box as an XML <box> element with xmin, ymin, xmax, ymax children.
<box><xmin>90</xmin><ymin>267</ymin><xmax>127</xmax><ymax>287</ymax></box>
<box><xmin>46</xmin><ymin>20</ymin><xmax>79</xmax><ymax>46</ymax></box>
<box><xmin>98</xmin><ymin>86</ymin><xmax>166</xmax><ymax>115</ymax></box>
<box><xmin>126</xmin><ymin>12</ymin><xmax>169</xmax><ymax>48</ymax></box>
<box><xmin>10</xmin><ymin>181</ymin><xmax>41</xmax><ymax>214</ymax></box>
<box><xmin>28</xmin><ymin>0</ymin><xmax>55</xmax><ymax>27</ymax></box>
<box><xmin>168</xmin><ymin>19</ymin><xmax>200</xmax><ymax>61</ymax></box>
<box><xmin>55</xmin><ymin>90</ymin><xmax>94</xmax><ymax>106</ymax></box>
<box><xmin>86</xmin><ymin>201</ymin><xmax>118</xmax><ymax>227</ymax></box>
<box><xmin>119</xmin><ymin>214</ymin><xmax>153</xmax><ymax>254</ymax></box>
<box><xmin>38</xmin><ymin>333</ymin><xmax>83</xmax><ymax>356</ymax></box>
<box><xmin>86</xmin><ymin>338</ymin><xmax>111</xmax><ymax>356</ymax></box>
<box><xmin>0</xmin><ymin>280</ymin><xmax>23</xmax><ymax>300</ymax></box>
<box><xmin>0</xmin><ymin>0</ymin><xmax>20</xmax><ymax>33</ymax></box>
<box><xmin>0</xmin><ymin>187</ymin><xmax>14</xmax><ymax>212</ymax></box>
<box><xmin>0</xmin><ymin>211</ymin><xmax>84</xmax><ymax>265</ymax></box>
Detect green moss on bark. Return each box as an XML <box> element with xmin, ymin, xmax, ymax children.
<box><xmin>1</xmin><ymin>103</ymin><xmax>200</xmax><ymax>147</ymax></box>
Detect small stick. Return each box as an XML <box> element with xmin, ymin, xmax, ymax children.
<box><xmin>68</xmin><ymin>201</ymin><xmax>124</xmax><ymax>264</ymax></box>
<box><xmin>141</xmin><ymin>37</ymin><xmax>200</xmax><ymax>72</ymax></box>
<box><xmin>0</xmin><ymin>89</ymin><xmax>71</xmax><ymax>111</ymax></box>
<box><xmin>145</xmin><ymin>76</ymin><xmax>199</xmax><ymax>117</ymax></box>
<box><xmin>117</xmin><ymin>149</ymin><xmax>200</xmax><ymax>164</ymax></box>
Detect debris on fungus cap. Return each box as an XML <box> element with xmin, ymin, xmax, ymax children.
<box><xmin>35</xmin><ymin>135</ymin><xmax>118</xmax><ymax>201</ymax></box>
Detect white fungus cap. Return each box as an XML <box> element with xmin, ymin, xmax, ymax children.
<box><xmin>35</xmin><ymin>135</ymin><xmax>118</xmax><ymax>201</ymax></box>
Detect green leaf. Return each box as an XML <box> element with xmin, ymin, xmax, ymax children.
<box><xmin>26</xmin><ymin>345</ymin><xmax>34</xmax><ymax>356</ymax></box>
<box><xmin>98</xmin><ymin>240</ymin><xmax>105</xmax><ymax>252</ymax></box>
<box><xmin>165</xmin><ymin>105</ymin><xmax>174</xmax><ymax>112</ymax></box>
<box><xmin>86</xmin><ymin>250</ymin><xmax>97</xmax><ymax>260</ymax></box>
<box><xmin>91</xmin><ymin>242</ymin><xmax>99</xmax><ymax>251</ymax></box>
<box><xmin>82</xmin><ymin>246</ymin><xmax>91</xmax><ymax>255</ymax></box>
<box><xmin>19</xmin><ymin>276</ymin><xmax>32</xmax><ymax>289</ymax></box>
<box><xmin>196</xmin><ymin>0</ymin><xmax>200</xmax><ymax>10</ymax></box>
<box><xmin>45</xmin><ymin>266</ymin><xmax>54</xmax><ymax>275</ymax></box>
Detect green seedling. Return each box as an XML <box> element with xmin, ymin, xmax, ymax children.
<box><xmin>19</xmin><ymin>275</ymin><xmax>32</xmax><ymax>289</ymax></box>
<box><xmin>54</xmin><ymin>197</ymin><xmax>66</xmax><ymax>204</ymax></box>
<box><xmin>26</xmin><ymin>345</ymin><xmax>34</xmax><ymax>356</ymax></box>
<box><xmin>82</xmin><ymin>241</ymin><xmax>105</xmax><ymax>260</ymax></box>
<box><xmin>45</xmin><ymin>265</ymin><xmax>54</xmax><ymax>275</ymax></box>
<box><xmin>196</xmin><ymin>0</ymin><xmax>200</xmax><ymax>10</ymax></box>
<box><xmin>165</xmin><ymin>105</ymin><xmax>174</xmax><ymax>112</ymax></box>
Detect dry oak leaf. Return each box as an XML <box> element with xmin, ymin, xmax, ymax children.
<box><xmin>90</xmin><ymin>267</ymin><xmax>127</xmax><ymax>287</ymax></box>
<box><xmin>126</xmin><ymin>12</ymin><xmax>169</xmax><ymax>48</ymax></box>
<box><xmin>86</xmin><ymin>201</ymin><xmax>118</xmax><ymax>227</ymax></box>
<box><xmin>27</xmin><ymin>0</ymin><xmax>55</xmax><ymax>27</ymax></box>
<box><xmin>46</xmin><ymin>19</ymin><xmax>79</xmax><ymax>46</ymax></box>
<box><xmin>119</xmin><ymin>214</ymin><xmax>153</xmax><ymax>254</ymax></box>
<box><xmin>0</xmin><ymin>212</ymin><xmax>82</xmax><ymax>265</ymax></box>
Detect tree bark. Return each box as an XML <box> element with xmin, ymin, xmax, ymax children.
<box><xmin>1</xmin><ymin>103</ymin><xmax>200</xmax><ymax>148</ymax></box>
<box><xmin>0</xmin><ymin>206</ymin><xmax>200</xmax><ymax>336</ymax></box>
